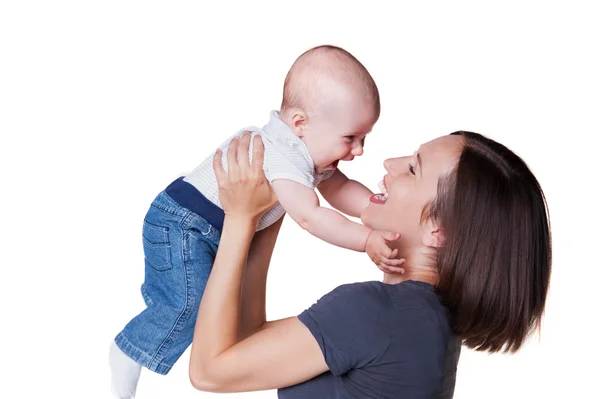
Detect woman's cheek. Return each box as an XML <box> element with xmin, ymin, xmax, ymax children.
<box><xmin>392</xmin><ymin>183</ymin><xmax>413</xmax><ymax>203</ymax></box>
<box><xmin>393</xmin><ymin>186</ymin><xmax>427</xmax><ymax>219</ymax></box>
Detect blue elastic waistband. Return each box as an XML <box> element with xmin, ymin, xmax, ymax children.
<box><xmin>165</xmin><ymin>177</ymin><xmax>225</xmax><ymax>232</ymax></box>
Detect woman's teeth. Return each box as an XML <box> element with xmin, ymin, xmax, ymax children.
<box><xmin>377</xmin><ymin>181</ymin><xmax>389</xmax><ymax>201</ymax></box>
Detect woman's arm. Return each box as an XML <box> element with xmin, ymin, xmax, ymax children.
<box><xmin>189</xmin><ymin>133</ymin><xmax>328</xmax><ymax>392</ymax></box>
<box><xmin>239</xmin><ymin>215</ymin><xmax>284</xmax><ymax>341</ymax></box>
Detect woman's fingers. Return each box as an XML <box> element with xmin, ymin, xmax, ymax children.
<box><xmin>251</xmin><ymin>135</ymin><xmax>265</xmax><ymax>174</ymax></box>
<box><xmin>227</xmin><ymin>137</ymin><xmax>240</xmax><ymax>179</ymax></box>
<box><xmin>212</xmin><ymin>131</ymin><xmax>276</xmax><ymax>219</ymax></box>
<box><xmin>213</xmin><ymin>149</ymin><xmax>226</xmax><ymax>182</ymax></box>
<box><xmin>238</xmin><ymin>131</ymin><xmax>252</xmax><ymax>169</ymax></box>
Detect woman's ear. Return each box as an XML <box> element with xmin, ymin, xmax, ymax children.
<box><xmin>422</xmin><ymin>228</ymin><xmax>445</xmax><ymax>248</ymax></box>
<box><xmin>290</xmin><ymin>111</ymin><xmax>307</xmax><ymax>138</ymax></box>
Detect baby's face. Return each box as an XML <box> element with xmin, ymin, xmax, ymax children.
<box><xmin>303</xmin><ymin>96</ymin><xmax>378</xmax><ymax>174</ymax></box>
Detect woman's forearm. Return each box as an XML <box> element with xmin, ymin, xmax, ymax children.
<box><xmin>191</xmin><ymin>215</ymin><xmax>256</xmax><ymax>368</ymax></box>
<box><xmin>239</xmin><ymin>216</ymin><xmax>284</xmax><ymax>340</ymax></box>
<box><xmin>190</xmin><ymin>135</ymin><xmax>329</xmax><ymax>392</ymax></box>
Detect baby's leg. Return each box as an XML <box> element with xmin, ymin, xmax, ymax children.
<box><xmin>109</xmin><ymin>340</ymin><xmax>141</xmax><ymax>399</ymax></box>
<box><xmin>110</xmin><ymin>191</ymin><xmax>220</xmax><ymax>396</ymax></box>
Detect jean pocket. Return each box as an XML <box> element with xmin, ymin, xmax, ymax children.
<box><xmin>143</xmin><ymin>219</ymin><xmax>172</xmax><ymax>271</ymax></box>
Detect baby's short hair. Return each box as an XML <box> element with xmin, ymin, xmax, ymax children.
<box><xmin>281</xmin><ymin>45</ymin><xmax>380</xmax><ymax>118</ymax></box>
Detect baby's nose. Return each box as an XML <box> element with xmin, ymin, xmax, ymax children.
<box><xmin>352</xmin><ymin>143</ymin><xmax>364</xmax><ymax>156</ymax></box>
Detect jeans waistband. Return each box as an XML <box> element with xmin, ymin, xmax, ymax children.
<box><xmin>165</xmin><ymin>177</ymin><xmax>225</xmax><ymax>232</ymax></box>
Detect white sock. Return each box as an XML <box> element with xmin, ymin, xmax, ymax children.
<box><xmin>109</xmin><ymin>340</ymin><xmax>142</xmax><ymax>399</ymax></box>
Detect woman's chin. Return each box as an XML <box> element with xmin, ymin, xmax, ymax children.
<box><xmin>360</xmin><ymin>206</ymin><xmax>378</xmax><ymax>228</ymax></box>
<box><xmin>362</xmin><ymin>201</ymin><xmax>395</xmax><ymax>232</ymax></box>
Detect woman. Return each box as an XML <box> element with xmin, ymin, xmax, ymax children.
<box><xmin>188</xmin><ymin>131</ymin><xmax>551</xmax><ymax>398</ymax></box>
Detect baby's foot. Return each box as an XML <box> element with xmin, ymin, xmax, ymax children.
<box><xmin>109</xmin><ymin>341</ymin><xmax>142</xmax><ymax>398</ymax></box>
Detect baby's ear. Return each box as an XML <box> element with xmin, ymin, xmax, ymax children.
<box><xmin>422</xmin><ymin>228</ymin><xmax>445</xmax><ymax>248</ymax></box>
<box><xmin>290</xmin><ymin>111</ymin><xmax>308</xmax><ymax>137</ymax></box>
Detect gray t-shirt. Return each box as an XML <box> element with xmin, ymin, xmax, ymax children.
<box><xmin>279</xmin><ymin>280</ymin><xmax>461</xmax><ymax>399</ymax></box>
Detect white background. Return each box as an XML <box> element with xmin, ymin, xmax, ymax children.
<box><xmin>1</xmin><ymin>1</ymin><xmax>598</xmax><ymax>398</ymax></box>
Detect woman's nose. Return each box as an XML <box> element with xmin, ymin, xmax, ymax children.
<box><xmin>384</xmin><ymin>158</ymin><xmax>401</xmax><ymax>175</ymax></box>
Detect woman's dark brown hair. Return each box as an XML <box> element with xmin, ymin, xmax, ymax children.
<box><xmin>428</xmin><ymin>131</ymin><xmax>551</xmax><ymax>353</ymax></box>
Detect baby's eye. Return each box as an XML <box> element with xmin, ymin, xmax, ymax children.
<box><xmin>343</xmin><ymin>136</ymin><xmax>355</xmax><ymax>142</ymax></box>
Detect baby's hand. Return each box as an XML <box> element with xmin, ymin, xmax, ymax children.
<box><xmin>365</xmin><ymin>230</ymin><xmax>405</xmax><ymax>274</ymax></box>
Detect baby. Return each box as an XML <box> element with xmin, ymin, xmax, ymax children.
<box><xmin>109</xmin><ymin>45</ymin><xmax>401</xmax><ymax>398</ymax></box>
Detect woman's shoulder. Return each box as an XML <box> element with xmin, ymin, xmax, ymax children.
<box><xmin>325</xmin><ymin>281</ymin><xmax>394</xmax><ymax>308</ymax></box>
<box><xmin>381</xmin><ymin>281</ymin><xmax>453</xmax><ymax>334</ymax></box>
<box><xmin>336</xmin><ymin>280</ymin><xmax>451</xmax><ymax>322</ymax></box>
<box><xmin>332</xmin><ymin>280</ymin><xmax>437</xmax><ymax>300</ymax></box>
<box><xmin>304</xmin><ymin>281</ymin><xmax>396</xmax><ymax>328</ymax></box>
<box><xmin>308</xmin><ymin>280</ymin><xmax>447</xmax><ymax>326</ymax></box>
<box><xmin>383</xmin><ymin>280</ymin><xmax>447</xmax><ymax>310</ymax></box>
<box><xmin>299</xmin><ymin>281</ymin><xmax>397</xmax><ymax>355</ymax></box>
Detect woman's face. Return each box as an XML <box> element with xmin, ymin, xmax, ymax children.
<box><xmin>361</xmin><ymin>135</ymin><xmax>464</xmax><ymax>246</ymax></box>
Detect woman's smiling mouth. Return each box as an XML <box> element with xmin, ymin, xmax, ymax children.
<box><xmin>370</xmin><ymin>179</ymin><xmax>389</xmax><ymax>203</ymax></box>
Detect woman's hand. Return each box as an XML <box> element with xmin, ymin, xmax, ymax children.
<box><xmin>213</xmin><ymin>132</ymin><xmax>278</xmax><ymax>225</ymax></box>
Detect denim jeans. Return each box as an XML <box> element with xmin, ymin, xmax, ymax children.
<box><xmin>115</xmin><ymin>190</ymin><xmax>220</xmax><ymax>374</ymax></box>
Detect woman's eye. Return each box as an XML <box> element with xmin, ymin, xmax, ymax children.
<box><xmin>409</xmin><ymin>164</ymin><xmax>416</xmax><ymax>175</ymax></box>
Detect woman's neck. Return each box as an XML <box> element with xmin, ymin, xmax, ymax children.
<box><xmin>382</xmin><ymin>247</ymin><xmax>439</xmax><ymax>286</ymax></box>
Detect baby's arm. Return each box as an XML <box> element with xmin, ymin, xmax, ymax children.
<box><xmin>317</xmin><ymin>170</ymin><xmax>373</xmax><ymax>218</ymax></box>
<box><xmin>272</xmin><ymin>179</ymin><xmax>372</xmax><ymax>252</ymax></box>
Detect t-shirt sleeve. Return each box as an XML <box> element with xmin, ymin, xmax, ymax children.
<box><xmin>258</xmin><ymin>134</ymin><xmax>318</xmax><ymax>189</ymax></box>
<box><xmin>297</xmin><ymin>282</ymin><xmax>394</xmax><ymax>376</ymax></box>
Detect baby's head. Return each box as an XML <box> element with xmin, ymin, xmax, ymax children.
<box><xmin>280</xmin><ymin>45</ymin><xmax>380</xmax><ymax>174</ymax></box>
